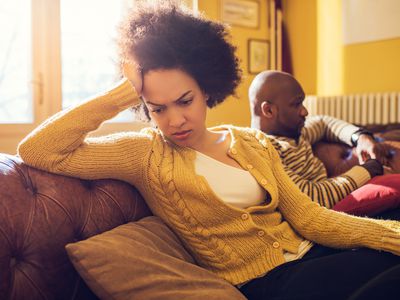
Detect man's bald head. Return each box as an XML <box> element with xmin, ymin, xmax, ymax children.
<box><xmin>249</xmin><ymin>70</ymin><xmax>308</xmax><ymax>139</ymax></box>
<box><xmin>249</xmin><ymin>70</ymin><xmax>299</xmax><ymax>115</ymax></box>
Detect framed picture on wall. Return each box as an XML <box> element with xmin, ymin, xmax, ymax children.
<box><xmin>221</xmin><ymin>0</ymin><xmax>259</xmax><ymax>28</ymax></box>
<box><xmin>248</xmin><ymin>39</ymin><xmax>269</xmax><ymax>74</ymax></box>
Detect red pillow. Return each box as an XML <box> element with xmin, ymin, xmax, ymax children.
<box><xmin>332</xmin><ymin>174</ymin><xmax>400</xmax><ymax>216</ymax></box>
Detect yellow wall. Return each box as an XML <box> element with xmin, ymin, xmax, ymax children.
<box><xmin>344</xmin><ymin>38</ymin><xmax>400</xmax><ymax>93</ymax></box>
<box><xmin>282</xmin><ymin>0</ymin><xmax>317</xmax><ymax>94</ymax></box>
<box><xmin>199</xmin><ymin>0</ymin><xmax>269</xmax><ymax>127</ymax></box>
<box><xmin>283</xmin><ymin>0</ymin><xmax>400</xmax><ymax>95</ymax></box>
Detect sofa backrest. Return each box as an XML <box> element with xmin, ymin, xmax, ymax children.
<box><xmin>0</xmin><ymin>153</ymin><xmax>151</xmax><ymax>300</ymax></box>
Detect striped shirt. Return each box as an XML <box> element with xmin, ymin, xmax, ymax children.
<box><xmin>267</xmin><ymin>115</ymin><xmax>371</xmax><ymax>208</ymax></box>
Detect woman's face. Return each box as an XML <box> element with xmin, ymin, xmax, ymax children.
<box><xmin>125</xmin><ymin>65</ymin><xmax>208</xmax><ymax>148</ymax></box>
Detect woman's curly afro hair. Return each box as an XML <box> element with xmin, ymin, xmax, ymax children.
<box><xmin>118</xmin><ymin>1</ymin><xmax>242</xmax><ymax>108</ymax></box>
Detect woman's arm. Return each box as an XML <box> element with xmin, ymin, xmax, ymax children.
<box><xmin>18</xmin><ymin>79</ymin><xmax>151</xmax><ymax>184</ymax></box>
<box><xmin>268</xmin><ymin>140</ymin><xmax>400</xmax><ymax>255</ymax></box>
<box><xmin>268</xmin><ymin>137</ymin><xmax>370</xmax><ymax>208</ymax></box>
<box><xmin>279</xmin><ymin>157</ymin><xmax>370</xmax><ymax>208</ymax></box>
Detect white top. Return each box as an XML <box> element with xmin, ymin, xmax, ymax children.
<box><xmin>195</xmin><ymin>150</ymin><xmax>266</xmax><ymax>209</ymax></box>
<box><xmin>194</xmin><ymin>150</ymin><xmax>314</xmax><ymax>283</ymax></box>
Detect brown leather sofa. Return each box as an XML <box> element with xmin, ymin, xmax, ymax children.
<box><xmin>1</xmin><ymin>126</ymin><xmax>399</xmax><ymax>300</ymax></box>
<box><xmin>0</xmin><ymin>153</ymin><xmax>151</xmax><ymax>300</ymax></box>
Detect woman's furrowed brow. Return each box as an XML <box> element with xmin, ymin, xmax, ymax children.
<box><xmin>145</xmin><ymin>90</ymin><xmax>193</xmax><ymax>106</ymax></box>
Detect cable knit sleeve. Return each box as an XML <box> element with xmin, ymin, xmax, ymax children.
<box><xmin>268</xmin><ymin>140</ymin><xmax>400</xmax><ymax>256</ymax></box>
<box><xmin>17</xmin><ymin>79</ymin><xmax>151</xmax><ymax>185</ymax></box>
<box><xmin>280</xmin><ymin>161</ymin><xmax>370</xmax><ymax>208</ymax></box>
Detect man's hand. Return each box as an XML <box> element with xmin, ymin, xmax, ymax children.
<box><xmin>356</xmin><ymin>134</ymin><xmax>389</xmax><ymax>165</ymax></box>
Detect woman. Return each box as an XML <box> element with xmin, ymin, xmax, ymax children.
<box><xmin>18</xmin><ymin>1</ymin><xmax>400</xmax><ymax>299</ymax></box>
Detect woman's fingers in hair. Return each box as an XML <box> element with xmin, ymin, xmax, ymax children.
<box><xmin>122</xmin><ymin>61</ymin><xmax>143</xmax><ymax>94</ymax></box>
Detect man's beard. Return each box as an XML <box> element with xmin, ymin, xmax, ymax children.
<box><xmin>276</xmin><ymin>119</ymin><xmax>303</xmax><ymax>140</ymax></box>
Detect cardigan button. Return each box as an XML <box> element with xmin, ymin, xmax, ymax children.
<box><xmin>231</xmin><ymin>148</ymin><xmax>237</xmax><ymax>155</ymax></box>
<box><xmin>241</xmin><ymin>213</ymin><xmax>249</xmax><ymax>220</ymax></box>
<box><xmin>246</xmin><ymin>164</ymin><xmax>253</xmax><ymax>170</ymax></box>
<box><xmin>257</xmin><ymin>230</ymin><xmax>265</xmax><ymax>237</ymax></box>
<box><xmin>261</xmin><ymin>179</ymin><xmax>267</xmax><ymax>185</ymax></box>
<box><xmin>272</xmin><ymin>241</ymin><xmax>280</xmax><ymax>248</ymax></box>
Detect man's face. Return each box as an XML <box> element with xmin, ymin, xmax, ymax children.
<box><xmin>273</xmin><ymin>79</ymin><xmax>308</xmax><ymax>139</ymax></box>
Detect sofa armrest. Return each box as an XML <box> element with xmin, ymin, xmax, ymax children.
<box><xmin>0</xmin><ymin>153</ymin><xmax>151</xmax><ymax>300</ymax></box>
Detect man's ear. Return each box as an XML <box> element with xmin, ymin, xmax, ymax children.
<box><xmin>260</xmin><ymin>101</ymin><xmax>275</xmax><ymax>118</ymax></box>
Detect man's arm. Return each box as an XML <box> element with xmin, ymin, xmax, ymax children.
<box><xmin>268</xmin><ymin>137</ymin><xmax>378</xmax><ymax>208</ymax></box>
<box><xmin>281</xmin><ymin>162</ymin><xmax>370</xmax><ymax>208</ymax></box>
<box><xmin>302</xmin><ymin>115</ymin><xmax>359</xmax><ymax>145</ymax></box>
<box><xmin>304</xmin><ymin>115</ymin><xmax>388</xmax><ymax>168</ymax></box>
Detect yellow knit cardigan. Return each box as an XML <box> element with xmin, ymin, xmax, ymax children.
<box><xmin>18</xmin><ymin>79</ymin><xmax>400</xmax><ymax>285</ymax></box>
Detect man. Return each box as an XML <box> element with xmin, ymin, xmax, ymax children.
<box><xmin>249</xmin><ymin>70</ymin><xmax>389</xmax><ymax>208</ymax></box>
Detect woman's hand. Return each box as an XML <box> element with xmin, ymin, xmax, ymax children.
<box><xmin>122</xmin><ymin>61</ymin><xmax>143</xmax><ymax>94</ymax></box>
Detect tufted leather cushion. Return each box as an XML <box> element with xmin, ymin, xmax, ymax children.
<box><xmin>383</xmin><ymin>141</ymin><xmax>400</xmax><ymax>173</ymax></box>
<box><xmin>0</xmin><ymin>153</ymin><xmax>151</xmax><ymax>300</ymax></box>
<box><xmin>313</xmin><ymin>142</ymin><xmax>359</xmax><ymax>177</ymax></box>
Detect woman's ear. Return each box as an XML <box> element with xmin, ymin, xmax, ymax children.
<box><xmin>260</xmin><ymin>101</ymin><xmax>275</xmax><ymax>118</ymax></box>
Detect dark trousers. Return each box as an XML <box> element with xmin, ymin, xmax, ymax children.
<box><xmin>240</xmin><ymin>209</ymin><xmax>400</xmax><ymax>300</ymax></box>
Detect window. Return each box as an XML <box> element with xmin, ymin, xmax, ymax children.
<box><xmin>60</xmin><ymin>0</ymin><xmax>134</xmax><ymax>122</ymax></box>
<box><xmin>0</xmin><ymin>0</ymin><xmax>197</xmax><ymax>154</ymax></box>
<box><xmin>0</xmin><ymin>0</ymin><xmax>32</xmax><ymax>124</ymax></box>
